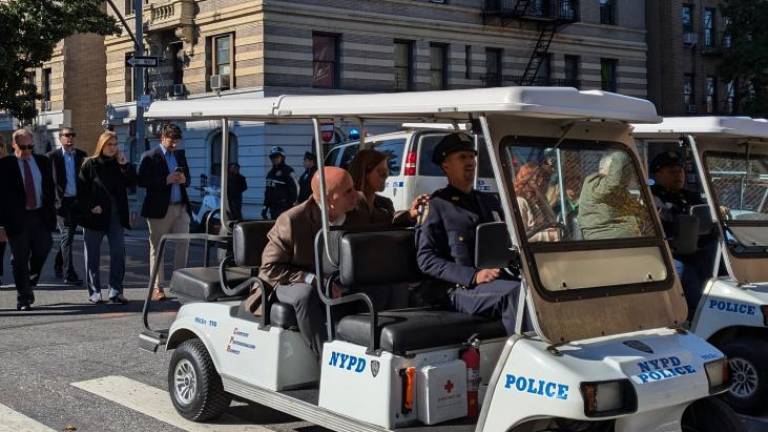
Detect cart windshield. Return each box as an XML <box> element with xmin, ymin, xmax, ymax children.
<box><xmin>505</xmin><ymin>138</ymin><xmax>658</xmax><ymax>243</ymax></box>
<box><xmin>704</xmin><ymin>149</ymin><xmax>768</xmax><ymax>250</ymax></box>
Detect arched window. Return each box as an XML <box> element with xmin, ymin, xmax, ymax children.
<box><xmin>209</xmin><ymin>131</ymin><xmax>239</xmax><ymax>179</ymax></box>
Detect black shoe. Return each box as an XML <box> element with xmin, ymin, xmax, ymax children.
<box><xmin>108</xmin><ymin>294</ymin><xmax>128</xmax><ymax>305</ymax></box>
<box><xmin>16</xmin><ymin>303</ymin><xmax>32</xmax><ymax>311</ymax></box>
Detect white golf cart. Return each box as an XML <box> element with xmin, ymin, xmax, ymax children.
<box><xmin>634</xmin><ymin>117</ymin><xmax>768</xmax><ymax>414</ymax></box>
<box><xmin>139</xmin><ymin>88</ymin><xmax>742</xmax><ymax>432</ymax></box>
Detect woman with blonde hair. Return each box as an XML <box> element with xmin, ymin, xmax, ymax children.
<box><xmin>77</xmin><ymin>131</ymin><xmax>137</xmax><ymax>304</ymax></box>
<box><xmin>347</xmin><ymin>149</ymin><xmax>427</xmax><ymax>227</ymax></box>
<box><xmin>513</xmin><ymin>162</ymin><xmax>560</xmax><ymax>242</ymax></box>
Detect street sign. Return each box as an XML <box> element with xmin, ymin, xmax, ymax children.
<box><xmin>126</xmin><ymin>55</ymin><xmax>159</xmax><ymax>68</ymax></box>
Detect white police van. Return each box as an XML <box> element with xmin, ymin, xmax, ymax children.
<box><xmin>139</xmin><ymin>88</ymin><xmax>742</xmax><ymax>432</ymax></box>
<box><xmin>326</xmin><ymin>124</ymin><xmax>496</xmax><ymax>211</ymax></box>
<box><xmin>634</xmin><ymin>117</ymin><xmax>768</xmax><ymax>414</ymax></box>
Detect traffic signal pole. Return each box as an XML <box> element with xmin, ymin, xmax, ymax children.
<box><xmin>134</xmin><ymin>0</ymin><xmax>146</xmax><ymax>153</ymax></box>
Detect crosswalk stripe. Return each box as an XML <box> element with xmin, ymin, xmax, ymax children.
<box><xmin>0</xmin><ymin>402</ymin><xmax>57</xmax><ymax>432</ymax></box>
<box><xmin>71</xmin><ymin>375</ymin><xmax>270</xmax><ymax>431</ymax></box>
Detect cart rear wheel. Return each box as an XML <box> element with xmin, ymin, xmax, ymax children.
<box><xmin>168</xmin><ymin>338</ymin><xmax>231</xmax><ymax>421</ymax></box>
<box><xmin>681</xmin><ymin>397</ymin><xmax>743</xmax><ymax>432</ymax></box>
<box><xmin>720</xmin><ymin>338</ymin><xmax>768</xmax><ymax>414</ymax></box>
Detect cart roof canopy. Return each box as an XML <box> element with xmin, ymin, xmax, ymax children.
<box><xmin>633</xmin><ymin>116</ymin><xmax>768</xmax><ymax>139</ymax></box>
<box><xmin>144</xmin><ymin>87</ymin><xmax>661</xmax><ymax>123</ymax></box>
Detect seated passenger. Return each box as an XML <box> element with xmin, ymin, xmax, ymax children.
<box><xmin>650</xmin><ymin>151</ymin><xmax>715</xmax><ymax>318</ymax></box>
<box><xmin>259</xmin><ymin>167</ymin><xmax>380</xmax><ymax>357</ymax></box>
<box><xmin>416</xmin><ymin>133</ymin><xmax>521</xmax><ymax>335</ymax></box>
<box><xmin>347</xmin><ymin>149</ymin><xmax>427</xmax><ymax>227</ymax></box>
<box><xmin>579</xmin><ymin>150</ymin><xmax>654</xmax><ymax>240</ymax></box>
<box><xmin>513</xmin><ymin>162</ymin><xmax>560</xmax><ymax>242</ymax></box>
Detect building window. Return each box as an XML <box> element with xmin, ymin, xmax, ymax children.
<box><xmin>726</xmin><ymin>80</ymin><xmax>736</xmax><ymax>114</ymax></box>
<box><xmin>539</xmin><ymin>54</ymin><xmax>552</xmax><ymax>85</ymax></box>
<box><xmin>210</xmin><ymin>132</ymin><xmax>239</xmax><ymax>178</ymax></box>
<box><xmin>599</xmin><ymin>0</ymin><xmax>615</xmax><ymax>25</ymax></box>
<box><xmin>313</xmin><ymin>33</ymin><xmax>340</xmax><ymax>89</ymax></box>
<box><xmin>41</xmin><ymin>68</ymin><xmax>52</xmax><ymax>110</ymax></box>
<box><xmin>703</xmin><ymin>8</ymin><xmax>716</xmax><ymax>47</ymax></box>
<box><xmin>683</xmin><ymin>73</ymin><xmax>695</xmax><ymax>112</ymax></box>
<box><xmin>465</xmin><ymin>45</ymin><xmax>472</xmax><ymax>80</ymax></box>
<box><xmin>705</xmin><ymin>76</ymin><xmax>717</xmax><ymax>114</ymax></box>
<box><xmin>682</xmin><ymin>5</ymin><xmax>694</xmax><ymax>34</ymax></box>
<box><xmin>722</xmin><ymin>17</ymin><xmax>732</xmax><ymax>48</ymax></box>
<box><xmin>207</xmin><ymin>34</ymin><xmax>233</xmax><ymax>91</ymax></box>
<box><xmin>484</xmin><ymin>48</ymin><xmax>502</xmax><ymax>87</ymax></box>
<box><xmin>125</xmin><ymin>52</ymin><xmax>134</xmax><ymax>102</ymax></box>
<box><xmin>125</xmin><ymin>0</ymin><xmax>135</xmax><ymax>15</ymax></box>
<box><xmin>394</xmin><ymin>40</ymin><xmax>414</xmax><ymax>91</ymax></box>
<box><xmin>564</xmin><ymin>55</ymin><xmax>580</xmax><ymax>87</ymax></box>
<box><xmin>600</xmin><ymin>58</ymin><xmax>617</xmax><ymax>92</ymax></box>
<box><xmin>429</xmin><ymin>43</ymin><xmax>448</xmax><ymax>90</ymax></box>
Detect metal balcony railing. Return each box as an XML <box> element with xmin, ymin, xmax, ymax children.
<box><xmin>483</xmin><ymin>0</ymin><xmax>578</xmax><ymax>23</ymax></box>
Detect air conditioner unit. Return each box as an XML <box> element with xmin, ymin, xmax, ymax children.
<box><xmin>683</xmin><ymin>32</ymin><xmax>698</xmax><ymax>45</ymax></box>
<box><xmin>172</xmin><ymin>83</ymin><xmax>186</xmax><ymax>97</ymax></box>
<box><xmin>42</xmin><ymin>101</ymin><xmax>52</xmax><ymax>112</ymax></box>
<box><xmin>686</xmin><ymin>104</ymin><xmax>698</xmax><ymax>114</ymax></box>
<box><xmin>210</xmin><ymin>74</ymin><xmax>230</xmax><ymax>91</ymax></box>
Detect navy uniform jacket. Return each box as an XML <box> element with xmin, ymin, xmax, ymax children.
<box><xmin>416</xmin><ymin>185</ymin><xmax>503</xmax><ymax>287</ymax></box>
<box><xmin>264</xmin><ymin>163</ymin><xmax>298</xmax><ymax>209</ymax></box>
<box><xmin>651</xmin><ymin>184</ymin><xmax>704</xmax><ymax>238</ymax></box>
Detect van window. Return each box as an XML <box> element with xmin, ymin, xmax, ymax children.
<box><xmin>326</xmin><ymin>143</ymin><xmax>360</xmax><ymax>170</ymax></box>
<box><xmin>375</xmin><ymin>139</ymin><xmax>407</xmax><ymax>176</ymax></box>
<box><xmin>417</xmin><ymin>133</ymin><xmax>494</xmax><ymax>178</ymax></box>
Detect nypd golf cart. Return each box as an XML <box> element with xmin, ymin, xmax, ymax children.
<box><xmin>140</xmin><ymin>88</ymin><xmax>741</xmax><ymax>432</ymax></box>
<box><xmin>634</xmin><ymin>117</ymin><xmax>768</xmax><ymax>414</ymax></box>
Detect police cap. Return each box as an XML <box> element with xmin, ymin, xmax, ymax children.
<box><xmin>269</xmin><ymin>146</ymin><xmax>286</xmax><ymax>158</ymax></box>
<box><xmin>432</xmin><ymin>133</ymin><xmax>476</xmax><ymax>165</ymax></box>
<box><xmin>650</xmin><ymin>151</ymin><xmax>683</xmax><ymax>173</ymax></box>
<box><xmin>304</xmin><ymin>151</ymin><xmax>316</xmax><ymax>160</ymax></box>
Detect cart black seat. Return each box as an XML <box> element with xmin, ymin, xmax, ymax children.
<box><xmin>336</xmin><ymin>310</ymin><xmax>506</xmax><ymax>354</ymax></box>
<box><xmin>170</xmin><ymin>267</ymin><xmax>250</xmax><ymax>303</ymax></box>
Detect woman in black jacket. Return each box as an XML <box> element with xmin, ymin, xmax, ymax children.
<box><xmin>78</xmin><ymin>132</ymin><xmax>137</xmax><ymax>304</ymax></box>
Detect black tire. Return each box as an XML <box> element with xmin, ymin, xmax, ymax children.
<box><xmin>682</xmin><ymin>397</ymin><xmax>744</xmax><ymax>432</ymax></box>
<box><xmin>720</xmin><ymin>337</ymin><xmax>768</xmax><ymax>414</ymax></box>
<box><xmin>168</xmin><ymin>338</ymin><xmax>231</xmax><ymax>422</ymax></box>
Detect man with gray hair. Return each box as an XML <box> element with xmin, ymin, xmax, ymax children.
<box><xmin>0</xmin><ymin>129</ymin><xmax>57</xmax><ymax>311</ymax></box>
<box><xmin>48</xmin><ymin>127</ymin><xmax>86</xmax><ymax>284</ymax></box>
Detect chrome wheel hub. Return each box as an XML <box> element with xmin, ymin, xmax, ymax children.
<box><xmin>173</xmin><ymin>359</ymin><xmax>197</xmax><ymax>405</ymax></box>
<box><xmin>729</xmin><ymin>357</ymin><xmax>758</xmax><ymax>399</ymax></box>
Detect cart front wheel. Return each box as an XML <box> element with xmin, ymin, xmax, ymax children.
<box><xmin>720</xmin><ymin>338</ymin><xmax>768</xmax><ymax>415</ymax></box>
<box><xmin>168</xmin><ymin>338</ymin><xmax>231</xmax><ymax>421</ymax></box>
<box><xmin>681</xmin><ymin>397</ymin><xmax>742</xmax><ymax>432</ymax></box>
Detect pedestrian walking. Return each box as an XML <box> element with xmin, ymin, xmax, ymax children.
<box><xmin>0</xmin><ymin>129</ymin><xmax>56</xmax><ymax>311</ymax></box>
<box><xmin>138</xmin><ymin>123</ymin><xmax>191</xmax><ymax>301</ymax></box>
<box><xmin>77</xmin><ymin>132</ymin><xmax>137</xmax><ymax>304</ymax></box>
<box><xmin>0</xmin><ymin>135</ymin><xmax>7</xmax><ymax>285</ymax></box>
<box><xmin>262</xmin><ymin>146</ymin><xmax>298</xmax><ymax>220</ymax></box>
<box><xmin>297</xmin><ymin>151</ymin><xmax>317</xmax><ymax>203</ymax></box>
<box><xmin>227</xmin><ymin>163</ymin><xmax>247</xmax><ymax>221</ymax></box>
<box><xmin>48</xmin><ymin>127</ymin><xmax>86</xmax><ymax>285</ymax></box>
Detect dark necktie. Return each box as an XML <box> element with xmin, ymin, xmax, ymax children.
<box><xmin>22</xmin><ymin>159</ymin><xmax>37</xmax><ymax>209</ymax></box>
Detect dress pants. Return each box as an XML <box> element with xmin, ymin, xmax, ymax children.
<box><xmin>8</xmin><ymin>210</ymin><xmax>53</xmax><ymax>305</ymax></box>
<box><xmin>54</xmin><ymin>197</ymin><xmax>78</xmax><ymax>277</ymax></box>
<box><xmin>147</xmin><ymin>204</ymin><xmax>190</xmax><ymax>287</ymax></box>
<box><xmin>84</xmin><ymin>210</ymin><xmax>126</xmax><ymax>298</ymax></box>
<box><xmin>449</xmin><ymin>279</ymin><xmax>521</xmax><ymax>335</ymax></box>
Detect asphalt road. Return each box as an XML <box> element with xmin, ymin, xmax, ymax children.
<box><xmin>0</xmin><ymin>231</ymin><xmax>765</xmax><ymax>432</ymax></box>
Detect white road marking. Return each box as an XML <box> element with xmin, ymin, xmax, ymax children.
<box><xmin>0</xmin><ymin>402</ymin><xmax>57</xmax><ymax>432</ymax></box>
<box><xmin>71</xmin><ymin>375</ymin><xmax>270</xmax><ymax>431</ymax></box>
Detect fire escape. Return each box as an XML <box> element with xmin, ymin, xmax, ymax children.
<box><xmin>483</xmin><ymin>0</ymin><xmax>578</xmax><ymax>86</ymax></box>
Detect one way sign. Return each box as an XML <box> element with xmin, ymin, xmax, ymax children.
<box><xmin>126</xmin><ymin>55</ymin><xmax>159</xmax><ymax>68</ymax></box>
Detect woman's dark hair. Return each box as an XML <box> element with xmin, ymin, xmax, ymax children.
<box><xmin>347</xmin><ymin>149</ymin><xmax>388</xmax><ymax>192</ymax></box>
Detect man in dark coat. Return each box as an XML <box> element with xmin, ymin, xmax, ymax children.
<box><xmin>48</xmin><ymin>127</ymin><xmax>86</xmax><ymax>284</ymax></box>
<box><xmin>227</xmin><ymin>163</ymin><xmax>248</xmax><ymax>220</ymax></box>
<box><xmin>0</xmin><ymin>129</ymin><xmax>57</xmax><ymax>311</ymax></box>
<box><xmin>262</xmin><ymin>146</ymin><xmax>298</xmax><ymax>220</ymax></box>
<box><xmin>297</xmin><ymin>151</ymin><xmax>317</xmax><ymax>203</ymax></box>
<box><xmin>416</xmin><ymin>133</ymin><xmax>520</xmax><ymax>335</ymax></box>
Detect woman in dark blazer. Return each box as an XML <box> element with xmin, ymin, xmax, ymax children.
<box><xmin>347</xmin><ymin>149</ymin><xmax>427</xmax><ymax>227</ymax></box>
<box><xmin>77</xmin><ymin>132</ymin><xmax>137</xmax><ymax>304</ymax></box>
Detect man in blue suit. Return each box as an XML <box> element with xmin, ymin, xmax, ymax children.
<box><xmin>416</xmin><ymin>133</ymin><xmax>520</xmax><ymax>335</ymax></box>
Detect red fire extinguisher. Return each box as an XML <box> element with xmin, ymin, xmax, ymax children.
<box><xmin>461</xmin><ymin>337</ymin><xmax>481</xmax><ymax>418</ymax></box>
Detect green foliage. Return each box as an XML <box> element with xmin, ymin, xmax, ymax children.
<box><xmin>720</xmin><ymin>0</ymin><xmax>768</xmax><ymax>117</ymax></box>
<box><xmin>0</xmin><ymin>0</ymin><xmax>119</xmax><ymax>123</ymax></box>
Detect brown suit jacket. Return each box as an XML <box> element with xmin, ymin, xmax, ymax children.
<box><xmin>259</xmin><ymin>197</ymin><xmax>369</xmax><ymax>287</ymax></box>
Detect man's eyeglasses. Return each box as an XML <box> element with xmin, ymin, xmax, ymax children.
<box><xmin>61</xmin><ymin>133</ymin><xmax>76</xmax><ymax>138</ymax></box>
<box><xmin>17</xmin><ymin>144</ymin><xmax>34</xmax><ymax>150</ymax></box>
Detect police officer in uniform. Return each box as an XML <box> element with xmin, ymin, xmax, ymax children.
<box><xmin>650</xmin><ymin>151</ymin><xmax>714</xmax><ymax>318</ymax></box>
<box><xmin>297</xmin><ymin>151</ymin><xmax>317</xmax><ymax>203</ymax></box>
<box><xmin>416</xmin><ymin>133</ymin><xmax>521</xmax><ymax>335</ymax></box>
<box><xmin>262</xmin><ymin>146</ymin><xmax>299</xmax><ymax>220</ymax></box>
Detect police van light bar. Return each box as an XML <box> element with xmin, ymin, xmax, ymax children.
<box><xmin>704</xmin><ymin>358</ymin><xmax>729</xmax><ymax>395</ymax></box>
<box><xmin>580</xmin><ymin>379</ymin><xmax>637</xmax><ymax>418</ymax></box>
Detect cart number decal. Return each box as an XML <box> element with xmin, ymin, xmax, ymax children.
<box><xmin>504</xmin><ymin>374</ymin><xmax>569</xmax><ymax>400</ymax></box>
<box><xmin>707</xmin><ymin>299</ymin><xmax>757</xmax><ymax>316</ymax></box>
<box><xmin>328</xmin><ymin>351</ymin><xmax>367</xmax><ymax>373</ymax></box>
<box><xmin>633</xmin><ymin>356</ymin><xmax>696</xmax><ymax>384</ymax></box>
